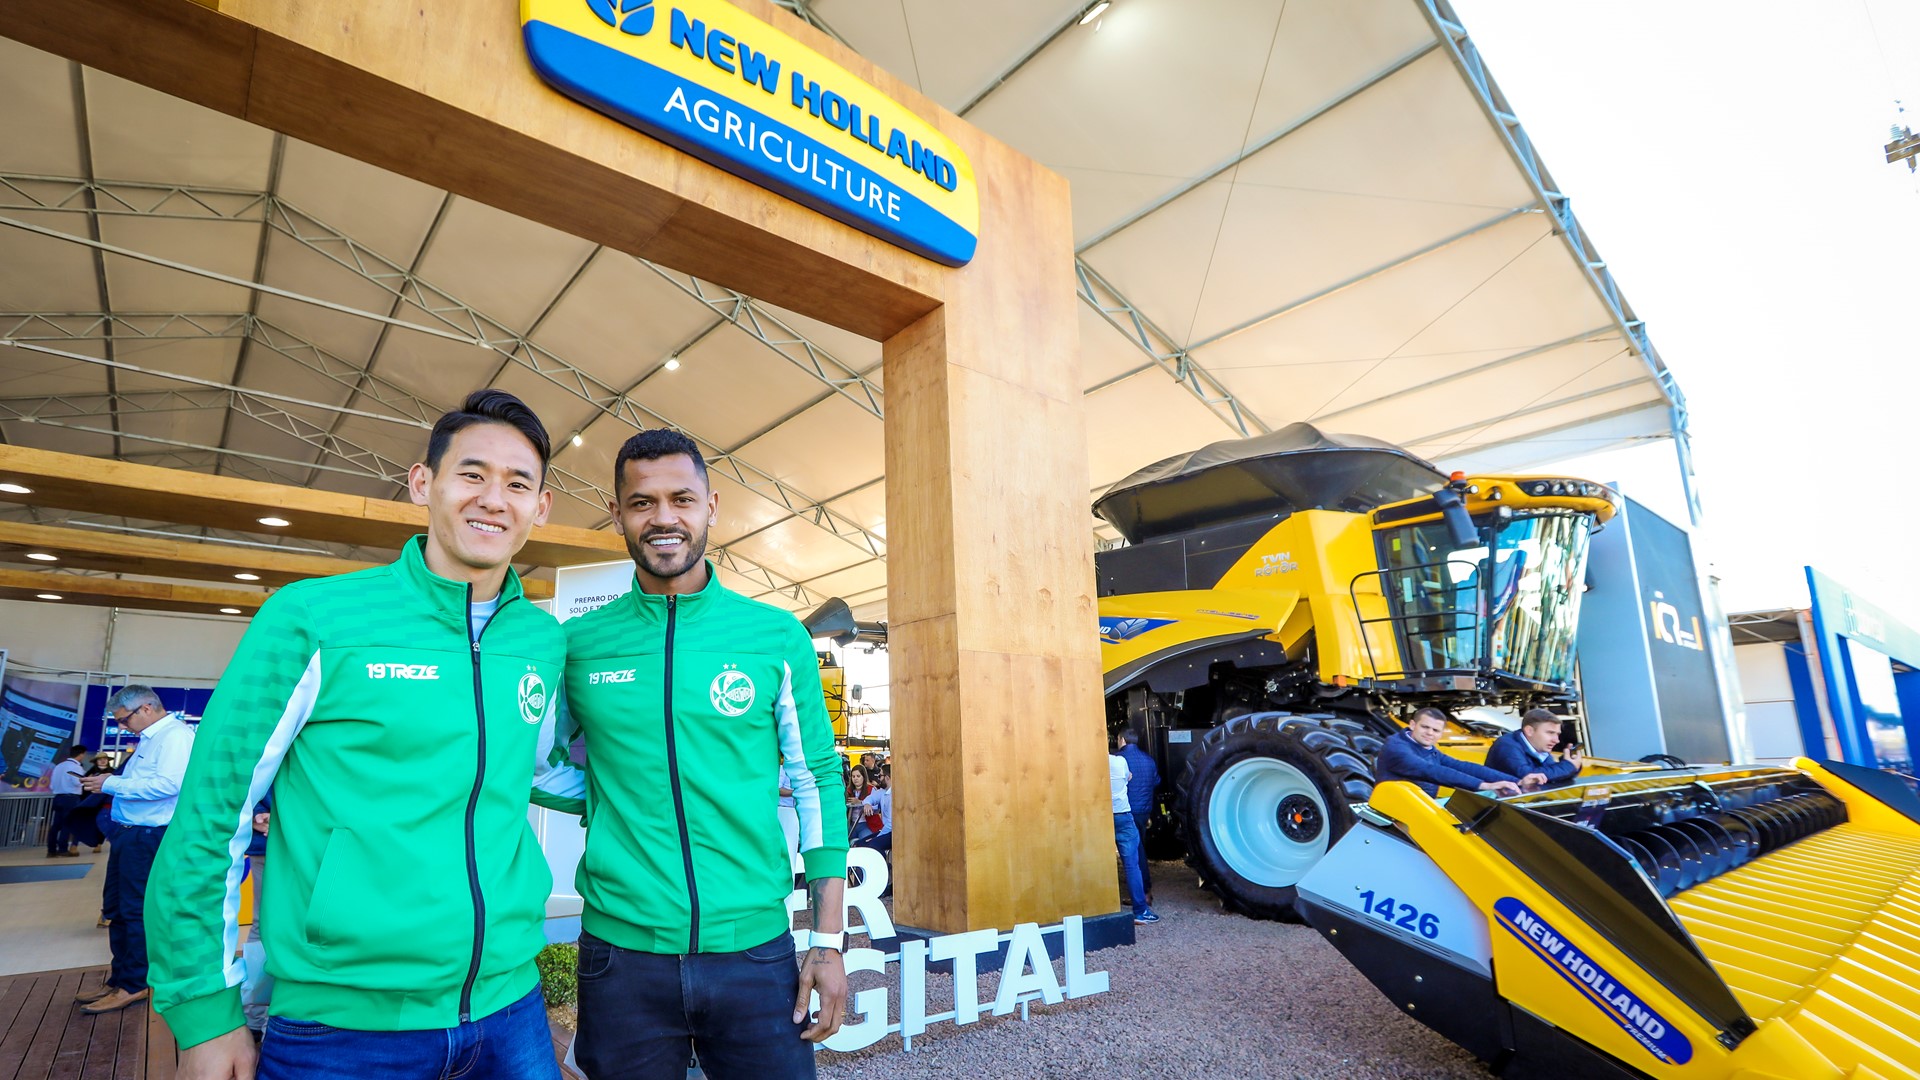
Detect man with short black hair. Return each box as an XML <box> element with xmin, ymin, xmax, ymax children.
<box><xmin>1375</xmin><ymin>707</ymin><xmax>1531</xmax><ymax>798</ymax></box>
<box><xmin>1113</xmin><ymin>730</ymin><xmax>1158</xmax><ymax>904</ymax></box>
<box><xmin>148</xmin><ymin>389</ymin><xmax>572</xmax><ymax>1080</ymax></box>
<box><xmin>553</xmin><ymin>427</ymin><xmax>849</xmax><ymax>1079</ymax></box>
<box><xmin>45</xmin><ymin>743</ymin><xmax>91</xmax><ymax>857</ymax></box>
<box><xmin>1486</xmin><ymin>708</ymin><xmax>1583</xmax><ymax>788</ymax></box>
<box><xmin>76</xmin><ymin>688</ymin><xmax>192</xmax><ymax>1014</ymax></box>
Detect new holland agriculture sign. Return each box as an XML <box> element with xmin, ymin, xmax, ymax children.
<box><xmin>522</xmin><ymin>0</ymin><xmax>981</xmax><ymax>266</ymax></box>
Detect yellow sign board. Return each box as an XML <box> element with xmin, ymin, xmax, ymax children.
<box><xmin>522</xmin><ymin>0</ymin><xmax>980</xmax><ymax>265</ymax></box>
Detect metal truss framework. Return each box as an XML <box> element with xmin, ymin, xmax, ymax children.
<box><xmin>1075</xmin><ymin>260</ymin><xmax>1269</xmax><ymax>439</ymax></box>
<box><xmin>0</xmin><ymin>318</ymin><xmax>833</xmax><ymax>607</ymax></box>
<box><xmin>0</xmin><ymin>174</ymin><xmax>886</xmax><ymax>566</ymax></box>
<box><xmin>1418</xmin><ymin>0</ymin><xmax>1698</xmax><ymax>523</ymax></box>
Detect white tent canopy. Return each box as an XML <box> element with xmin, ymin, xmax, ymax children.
<box><xmin>0</xmin><ymin>0</ymin><xmax>1689</xmax><ymax>620</ymax></box>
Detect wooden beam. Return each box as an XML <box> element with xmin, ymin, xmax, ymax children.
<box><xmin>883</xmin><ymin>114</ymin><xmax>1114</xmax><ymax>930</ymax></box>
<box><xmin>0</xmin><ymin>519</ymin><xmax>556</xmax><ymax>599</ymax></box>
<box><xmin>0</xmin><ymin>567</ymin><xmax>266</xmax><ymax>616</ymax></box>
<box><xmin>0</xmin><ymin>445</ymin><xmax>622</xmax><ymax>569</ymax></box>
<box><xmin>0</xmin><ymin>0</ymin><xmax>945</xmax><ymax>342</ymax></box>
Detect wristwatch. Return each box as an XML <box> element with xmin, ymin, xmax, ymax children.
<box><xmin>807</xmin><ymin>930</ymin><xmax>845</xmax><ymax>953</ymax></box>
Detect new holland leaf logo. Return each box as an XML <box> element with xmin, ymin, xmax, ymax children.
<box><xmin>587</xmin><ymin>0</ymin><xmax>654</xmax><ymax>35</ymax></box>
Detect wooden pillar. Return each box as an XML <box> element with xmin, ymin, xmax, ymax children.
<box><xmin>884</xmin><ymin>147</ymin><xmax>1114</xmax><ymax>933</ymax></box>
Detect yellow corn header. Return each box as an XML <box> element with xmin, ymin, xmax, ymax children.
<box><xmin>1297</xmin><ymin>760</ymin><xmax>1920</xmax><ymax>1078</ymax></box>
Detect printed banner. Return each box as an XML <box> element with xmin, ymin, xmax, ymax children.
<box><xmin>1</xmin><ymin>673</ymin><xmax>81</xmax><ymax>788</ymax></box>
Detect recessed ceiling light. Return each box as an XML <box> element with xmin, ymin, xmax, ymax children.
<box><xmin>25</xmin><ymin>552</ymin><xmax>57</xmax><ymax>562</ymax></box>
<box><xmin>218</xmin><ymin>607</ymin><xmax>243</xmax><ymax>614</ymax></box>
<box><xmin>571</xmin><ymin>434</ymin><xmax>584</xmax><ymax>448</ymax></box>
<box><xmin>0</xmin><ymin>483</ymin><xmax>30</xmax><ymax>494</ymax></box>
<box><xmin>1079</xmin><ymin>1</ymin><xmax>1110</xmax><ymax>25</ymax></box>
<box><xmin>36</xmin><ymin>593</ymin><xmax>62</xmax><ymax>600</ymax></box>
<box><xmin>663</xmin><ymin>357</ymin><xmax>682</xmax><ymax>372</ymax></box>
<box><xmin>257</xmin><ymin>516</ymin><xmax>291</xmax><ymax>528</ymax></box>
<box><xmin>234</xmin><ymin>572</ymin><xmax>261</xmax><ymax>581</ymax></box>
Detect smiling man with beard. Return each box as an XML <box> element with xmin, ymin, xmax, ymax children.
<box><xmin>552</xmin><ymin>428</ymin><xmax>848</xmax><ymax>1080</ymax></box>
<box><xmin>146</xmin><ymin>390</ymin><xmax>570</xmax><ymax>1080</ymax></box>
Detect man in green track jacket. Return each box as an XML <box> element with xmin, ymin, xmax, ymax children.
<box><xmin>147</xmin><ymin>390</ymin><xmax>572</xmax><ymax>1080</ymax></box>
<box><xmin>553</xmin><ymin>429</ymin><xmax>848</xmax><ymax>1080</ymax></box>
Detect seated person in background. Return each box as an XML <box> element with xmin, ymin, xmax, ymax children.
<box><xmin>1376</xmin><ymin>707</ymin><xmax>1535</xmax><ymax>798</ymax></box>
<box><xmin>1486</xmin><ymin>708</ymin><xmax>1585</xmax><ymax>789</ymax></box>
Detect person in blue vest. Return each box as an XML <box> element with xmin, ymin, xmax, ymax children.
<box><xmin>1375</xmin><ymin>708</ymin><xmax>1535</xmax><ymax>798</ymax></box>
<box><xmin>1485</xmin><ymin>708</ymin><xmax>1585</xmax><ymax>789</ymax></box>
<box><xmin>1113</xmin><ymin>730</ymin><xmax>1159</xmax><ymax>905</ymax></box>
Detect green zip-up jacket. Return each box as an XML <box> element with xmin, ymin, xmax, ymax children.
<box><xmin>555</xmin><ymin>565</ymin><xmax>847</xmax><ymax>954</ymax></box>
<box><xmin>147</xmin><ymin>537</ymin><xmax>568</xmax><ymax>1049</ymax></box>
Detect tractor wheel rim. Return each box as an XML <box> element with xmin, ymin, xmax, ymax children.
<box><xmin>1207</xmin><ymin>756</ymin><xmax>1331</xmax><ymax>887</ymax></box>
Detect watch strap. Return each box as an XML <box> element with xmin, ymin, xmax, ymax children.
<box><xmin>807</xmin><ymin>930</ymin><xmax>845</xmax><ymax>953</ymax></box>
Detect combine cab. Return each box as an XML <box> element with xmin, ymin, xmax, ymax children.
<box><xmin>1298</xmin><ymin>761</ymin><xmax>1920</xmax><ymax>1078</ymax></box>
<box><xmin>1097</xmin><ymin>423</ymin><xmax>1659</xmax><ymax>918</ymax></box>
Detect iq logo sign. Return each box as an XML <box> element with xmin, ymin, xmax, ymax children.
<box><xmin>518</xmin><ymin>670</ymin><xmax>549</xmax><ymax>725</ymax></box>
<box><xmin>710</xmin><ymin>666</ymin><xmax>755</xmax><ymax>717</ymax></box>
<box><xmin>520</xmin><ymin>0</ymin><xmax>979</xmax><ymax>265</ymax></box>
<box><xmin>586</xmin><ymin>0</ymin><xmax>654</xmax><ymax>35</ymax></box>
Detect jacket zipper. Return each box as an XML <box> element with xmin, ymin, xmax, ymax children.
<box><xmin>459</xmin><ymin>583</ymin><xmax>511</xmax><ymax>1023</ymax></box>
<box><xmin>661</xmin><ymin>595</ymin><xmax>700</xmax><ymax>951</ymax></box>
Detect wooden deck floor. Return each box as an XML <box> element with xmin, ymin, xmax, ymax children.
<box><xmin>0</xmin><ymin>967</ymin><xmax>579</xmax><ymax>1080</ymax></box>
<box><xmin>0</xmin><ymin>967</ymin><xmax>172</xmax><ymax>1080</ymax></box>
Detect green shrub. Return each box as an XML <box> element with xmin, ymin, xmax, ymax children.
<box><xmin>538</xmin><ymin>942</ymin><xmax>579</xmax><ymax>1007</ymax></box>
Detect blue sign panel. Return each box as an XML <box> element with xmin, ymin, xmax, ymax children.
<box><xmin>522</xmin><ymin>0</ymin><xmax>980</xmax><ymax>266</ymax></box>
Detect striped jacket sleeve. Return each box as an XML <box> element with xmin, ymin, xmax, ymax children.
<box><xmin>774</xmin><ymin>622</ymin><xmax>849</xmax><ymax>881</ymax></box>
<box><xmin>147</xmin><ymin>587</ymin><xmax>322</xmax><ymax>1050</ymax></box>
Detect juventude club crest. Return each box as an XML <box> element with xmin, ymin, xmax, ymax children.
<box><xmin>518</xmin><ymin>670</ymin><xmax>548</xmax><ymax>724</ymax></box>
<box><xmin>710</xmin><ymin>667</ymin><xmax>754</xmax><ymax>717</ymax></box>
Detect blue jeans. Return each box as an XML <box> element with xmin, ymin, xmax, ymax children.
<box><xmin>103</xmin><ymin>823</ymin><xmax>164</xmax><ymax>991</ymax></box>
<box><xmin>47</xmin><ymin>793</ymin><xmax>81</xmax><ymax>854</ymax></box>
<box><xmin>574</xmin><ymin>930</ymin><xmax>813</xmax><ymax>1080</ymax></box>
<box><xmin>1114</xmin><ymin>812</ymin><xmax>1148</xmax><ymax>917</ymax></box>
<box><xmin>259</xmin><ymin>984</ymin><xmax>559</xmax><ymax>1080</ymax></box>
<box><xmin>1130</xmin><ymin>809</ymin><xmax>1153</xmax><ymax>897</ymax></box>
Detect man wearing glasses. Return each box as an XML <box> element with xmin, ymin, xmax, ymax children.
<box><xmin>74</xmin><ymin>685</ymin><xmax>194</xmax><ymax>1014</ymax></box>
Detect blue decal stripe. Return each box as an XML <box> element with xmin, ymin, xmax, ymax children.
<box><xmin>1492</xmin><ymin>909</ymin><xmax>1681</xmax><ymax>1064</ymax></box>
<box><xmin>524</xmin><ymin>21</ymin><xmax>976</xmax><ymax>266</ymax></box>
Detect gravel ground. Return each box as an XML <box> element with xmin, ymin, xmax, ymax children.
<box><xmin>815</xmin><ymin>862</ymin><xmax>1496</xmax><ymax>1080</ymax></box>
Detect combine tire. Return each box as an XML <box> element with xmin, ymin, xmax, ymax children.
<box><xmin>1639</xmin><ymin>753</ymin><xmax>1689</xmax><ymax>768</ymax></box>
<box><xmin>1176</xmin><ymin>712</ymin><xmax>1376</xmax><ymax>921</ymax></box>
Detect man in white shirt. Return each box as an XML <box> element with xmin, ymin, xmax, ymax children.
<box><xmin>75</xmin><ymin>686</ymin><xmax>194</xmax><ymax>1014</ymax></box>
<box><xmin>1110</xmin><ymin>736</ymin><xmax>1156</xmax><ymax>925</ymax></box>
<box><xmin>44</xmin><ymin>743</ymin><xmax>91</xmax><ymax>857</ymax></box>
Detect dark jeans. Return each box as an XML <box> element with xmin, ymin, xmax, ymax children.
<box><xmin>258</xmin><ymin>984</ymin><xmax>558</xmax><ymax>1080</ymax></box>
<box><xmin>47</xmin><ymin>793</ymin><xmax>81</xmax><ymax>854</ymax></box>
<box><xmin>103</xmin><ymin>823</ymin><xmax>164</xmax><ymax>992</ymax></box>
<box><xmin>1114</xmin><ymin>812</ymin><xmax>1148</xmax><ymax>917</ymax></box>
<box><xmin>574</xmin><ymin>931</ymin><xmax>813</xmax><ymax>1080</ymax></box>
<box><xmin>1130</xmin><ymin>809</ymin><xmax>1153</xmax><ymax>896</ymax></box>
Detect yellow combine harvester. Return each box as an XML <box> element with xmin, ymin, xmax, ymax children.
<box><xmin>1298</xmin><ymin>759</ymin><xmax>1920</xmax><ymax>1078</ymax></box>
<box><xmin>1096</xmin><ymin>424</ymin><xmax>1663</xmax><ymax>918</ymax></box>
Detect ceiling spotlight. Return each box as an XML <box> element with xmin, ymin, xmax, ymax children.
<box><xmin>234</xmin><ymin>572</ymin><xmax>261</xmax><ymax>581</ymax></box>
<box><xmin>0</xmin><ymin>483</ymin><xmax>30</xmax><ymax>494</ymax></box>
<box><xmin>663</xmin><ymin>356</ymin><xmax>682</xmax><ymax>372</ymax></box>
<box><xmin>571</xmin><ymin>433</ymin><xmax>584</xmax><ymax>448</ymax></box>
<box><xmin>36</xmin><ymin>593</ymin><xmax>62</xmax><ymax>600</ymax></box>
<box><xmin>257</xmin><ymin>516</ymin><xmax>291</xmax><ymax>528</ymax></box>
<box><xmin>219</xmin><ymin>607</ymin><xmax>243</xmax><ymax>615</ymax></box>
<box><xmin>25</xmin><ymin>552</ymin><xmax>57</xmax><ymax>562</ymax></box>
<box><xmin>1079</xmin><ymin>1</ymin><xmax>1110</xmax><ymax>25</ymax></box>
